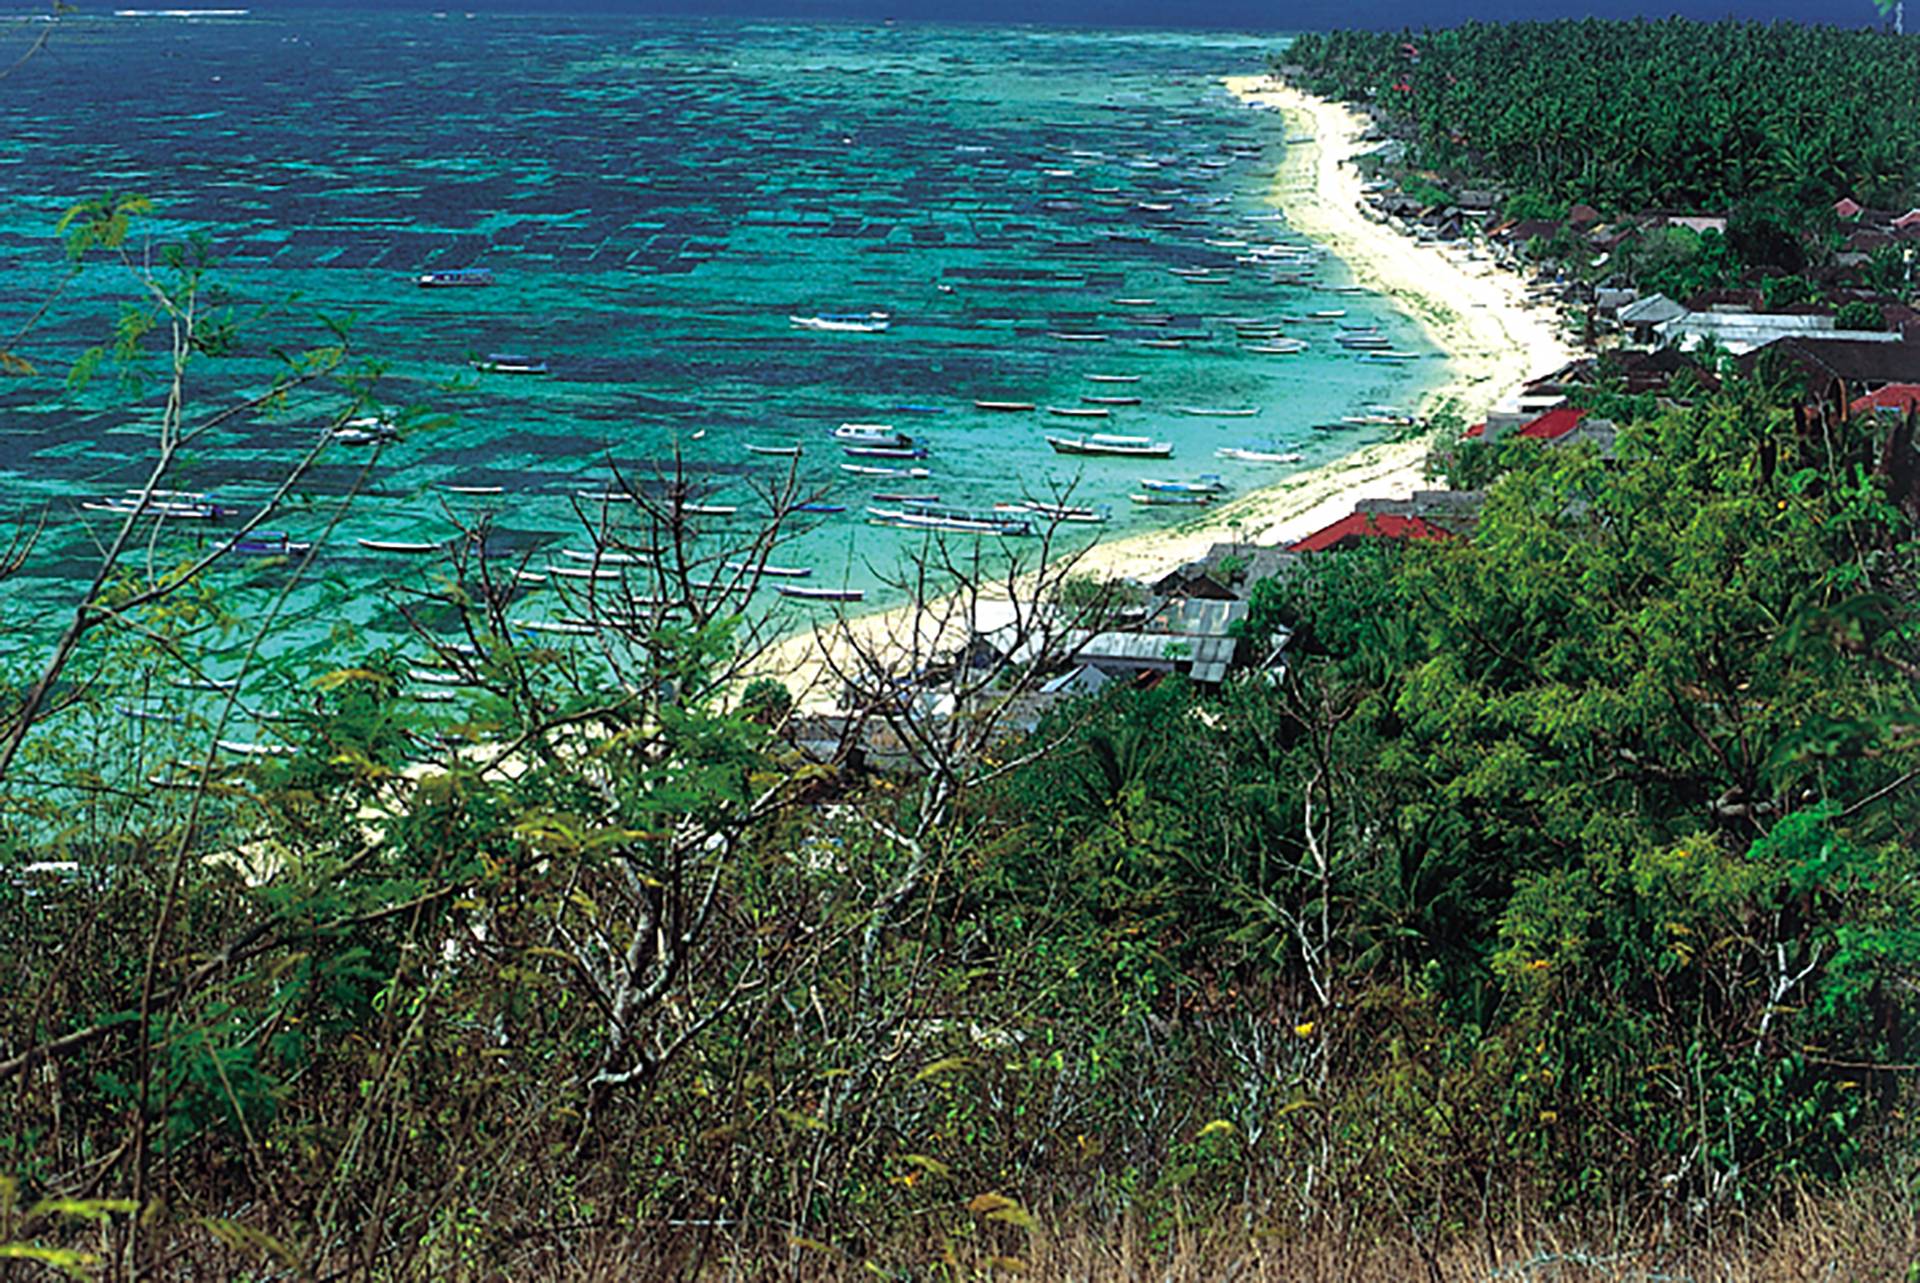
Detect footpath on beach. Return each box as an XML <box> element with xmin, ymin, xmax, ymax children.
<box><xmin>756</xmin><ymin>73</ymin><xmax>1579</xmax><ymax>709</ymax></box>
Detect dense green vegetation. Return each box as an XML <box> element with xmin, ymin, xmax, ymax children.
<box><xmin>1285</xmin><ymin>20</ymin><xmax>1920</xmax><ymax>218</ymax></box>
<box><xmin>4</xmin><ymin>234</ymin><xmax>1919</xmax><ymax>1275</ymax></box>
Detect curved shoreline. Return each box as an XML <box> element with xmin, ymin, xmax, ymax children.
<box><xmin>755</xmin><ymin>73</ymin><xmax>1577</xmax><ymax>707</ymax></box>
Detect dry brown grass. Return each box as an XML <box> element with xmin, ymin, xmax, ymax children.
<box><xmin>446</xmin><ymin>1182</ymin><xmax>1919</xmax><ymax>1283</ymax></box>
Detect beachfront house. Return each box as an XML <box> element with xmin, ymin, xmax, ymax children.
<box><xmin>1739</xmin><ymin>334</ymin><xmax>1920</xmax><ymax>408</ymax></box>
<box><xmin>1655</xmin><ymin>310</ymin><xmax>1906</xmax><ymax>356</ymax></box>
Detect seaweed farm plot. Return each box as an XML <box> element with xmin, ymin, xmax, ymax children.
<box><xmin>0</xmin><ymin>12</ymin><xmax>1442</xmax><ymax>669</ymax></box>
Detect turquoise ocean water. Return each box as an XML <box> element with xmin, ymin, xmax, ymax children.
<box><xmin>0</xmin><ymin>9</ymin><xmax>1442</xmax><ymax>680</ymax></box>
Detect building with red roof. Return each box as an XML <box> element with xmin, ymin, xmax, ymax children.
<box><xmin>1515</xmin><ymin>407</ymin><xmax>1589</xmax><ymax>441</ymax></box>
<box><xmin>1288</xmin><ymin>512</ymin><xmax>1454</xmax><ymax>554</ymax></box>
<box><xmin>1851</xmin><ymin>383</ymin><xmax>1920</xmax><ymax>417</ymax></box>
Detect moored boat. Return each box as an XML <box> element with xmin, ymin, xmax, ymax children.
<box><xmin>725</xmin><ymin>561</ymin><xmax>813</xmax><ymax>578</ymax></box>
<box><xmin>471</xmin><ymin>353</ymin><xmax>548</xmax><ymax>375</ymax></box>
<box><xmin>417</xmin><ymin>267</ymin><xmax>494</xmax><ymax>288</ymax></box>
<box><xmin>833</xmin><ymin>422</ymin><xmax>913</xmax><ymax>447</ymax></box>
<box><xmin>1047</xmin><ymin>433</ymin><xmax>1173</xmax><ymax>458</ymax></box>
<box><xmin>843</xmin><ymin>445</ymin><xmax>929</xmax><ymax>459</ymax></box>
<box><xmin>1129</xmin><ymin>491</ymin><xmax>1213</xmax><ymax>506</ymax></box>
<box><xmin>791</xmin><ymin>312</ymin><xmax>890</xmax><ymax>333</ymax></box>
<box><xmin>357</xmin><ymin>538</ymin><xmax>442</xmax><ymax>554</ymax></box>
<box><xmin>1140</xmin><ymin>475</ymin><xmax>1228</xmax><ymax>495</ymax></box>
<box><xmin>1047</xmin><ymin>406</ymin><xmax>1109</xmax><ymax>418</ymax></box>
<box><xmin>777</xmin><ymin>585</ymin><xmax>865</xmax><ymax>602</ymax></box>
<box><xmin>1216</xmin><ymin>447</ymin><xmax>1305</xmax><ymax>463</ymax></box>
<box><xmin>974</xmin><ymin>400</ymin><xmax>1037</xmax><ymax>412</ymax></box>
<box><xmin>746</xmin><ymin>443</ymin><xmax>803</xmax><ymax>456</ymax></box>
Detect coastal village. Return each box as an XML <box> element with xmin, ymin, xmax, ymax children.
<box><xmin>776</xmin><ymin>62</ymin><xmax>1920</xmax><ymax>759</ymax></box>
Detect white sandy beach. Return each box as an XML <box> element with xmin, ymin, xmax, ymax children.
<box><xmin>754</xmin><ymin>75</ymin><xmax>1579</xmax><ymax>709</ymax></box>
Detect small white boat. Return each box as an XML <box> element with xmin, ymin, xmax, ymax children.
<box><xmin>550</xmin><ymin>565</ymin><xmax>626</xmax><ymax>580</ymax></box>
<box><xmin>724</xmin><ymin>561</ymin><xmax>813</xmax><ymax>578</ymax></box>
<box><xmin>998</xmin><ymin>500</ymin><xmax>1108</xmax><ymax>524</ymax></box>
<box><xmin>746</xmin><ymin>444</ymin><xmax>802</xmax><ymax>457</ymax></box>
<box><xmin>1112</xmin><ymin>297</ymin><xmax>1158</xmax><ymax>306</ymax></box>
<box><xmin>841</xmin><ymin>463</ymin><xmax>933</xmax><ymax>478</ymax></box>
<box><xmin>1082</xmin><ymin>395</ymin><xmax>1141</xmax><ymax>406</ymax></box>
<box><xmin>1050</xmin><ymin>332</ymin><xmax>1108</xmax><ymax>343</ymax></box>
<box><xmin>1047</xmin><ymin>434</ymin><xmax>1173</xmax><ymax>458</ymax></box>
<box><xmin>1140</xmin><ymin>475</ymin><xmax>1228</xmax><ymax>495</ymax></box>
<box><xmin>217</xmin><ymin>740</ymin><xmax>295</xmax><ymax>758</ymax></box>
<box><xmin>357</xmin><ymin>539</ymin><xmax>441</xmax><ymax>554</ymax></box>
<box><xmin>1217</xmin><ymin>447</ymin><xmax>1305</xmax><ymax>463</ymax></box>
<box><xmin>1176</xmin><ymin>406</ymin><xmax>1260</xmax><ymax>418</ymax></box>
<box><xmin>1086</xmin><ymin>373</ymin><xmax>1143</xmax><ymax>383</ymax></box>
<box><xmin>1246</xmin><ymin>340</ymin><xmax>1308</xmax><ymax>354</ymax></box>
<box><xmin>1129</xmin><ymin>491</ymin><xmax>1213</xmax><ymax>507</ymax></box>
<box><xmin>974</xmin><ymin>400</ymin><xmax>1037</xmax><ymax>412</ymax></box>
<box><xmin>791</xmin><ymin>312</ymin><xmax>890</xmax><ymax>333</ymax></box>
<box><xmin>471</xmin><ymin>353</ymin><xmax>548</xmax><ymax>375</ymax></box>
<box><xmin>777</xmin><ymin>585</ymin><xmax>865</xmax><ymax>602</ymax></box>
<box><xmin>442</xmin><ymin>483</ymin><xmax>505</xmax><ymax>495</ymax></box>
<box><xmin>1047</xmin><ymin>406</ymin><xmax>1109</xmax><ymax>418</ymax></box>
<box><xmin>833</xmin><ymin>423</ymin><xmax>912</xmax><ymax>446</ymax></box>
<box><xmin>560</xmin><ymin>548</ymin><xmax>652</xmax><ymax>564</ymax></box>
<box><xmin>515</xmin><ymin>618</ymin><xmax>599</xmax><ymax>636</ymax></box>
<box><xmin>679</xmin><ymin>503</ymin><xmax>738</xmax><ymax>517</ymax></box>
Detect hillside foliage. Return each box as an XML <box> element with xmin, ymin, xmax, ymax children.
<box><xmin>1284</xmin><ymin>20</ymin><xmax>1920</xmax><ymax>217</ymax></box>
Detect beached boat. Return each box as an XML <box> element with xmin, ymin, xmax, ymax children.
<box><xmin>471</xmin><ymin>353</ymin><xmax>548</xmax><ymax>375</ymax></box>
<box><xmin>1217</xmin><ymin>447</ymin><xmax>1305</xmax><ymax>464</ymax></box>
<box><xmin>791</xmin><ymin>312</ymin><xmax>890</xmax><ymax>333</ymax></box>
<box><xmin>777</xmin><ymin>585</ymin><xmax>865</xmax><ymax>602</ymax></box>
<box><xmin>746</xmin><ymin>443</ymin><xmax>802</xmax><ymax>457</ymax></box>
<box><xmin>1140</xmin><ymin>475</ymin><xmax>1228</xmax><ymax>495</ymax></box>
<box><xmin>1047</xmin><ymin>406</ymin><xmax>1109</xmax><ymax>419</ymax></box>
<box><xmin>974</xmin><ymin>400</ymin><xmax>1036</xmax><ymax>412</ymax></box>
<box><xmin>833</xmin><ymin>422</ymin><xmax>913</xmax><ymax>447</ymax></box>
<box><xmin>1129</xmin><ymin>491</ymin><xmax>1213</xmax><ymax>506</ymax></box>
<box><xmin>1047</xmin><ymin>434</ymin><xmax>1173</xmax><ymax>459</ymax></box>
<box><xmin>417</xmin><ymin>267</ymin><xmax>495</xmax><ymax>289</ymax></box>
